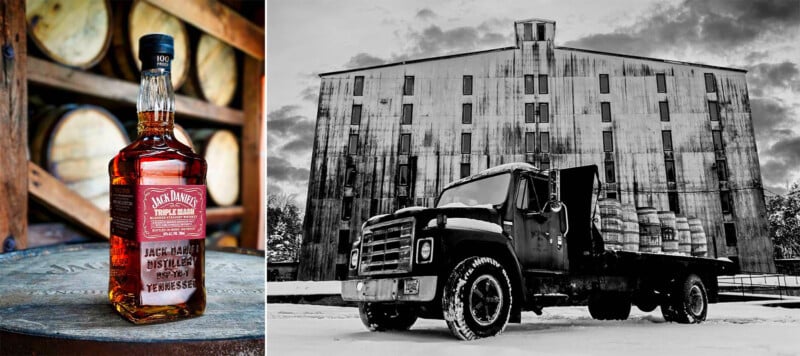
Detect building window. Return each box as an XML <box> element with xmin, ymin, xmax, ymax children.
<box><xmin>525</xmin><ymin>132</ymin><xmax>536</xmax><ymax>153</ymax></box>
<box><xmin>460</xmin><ymin>163</ymin><xmax>470</xmax><ymax>178</ymax></box>
<box><xmin>525</xmin><ymin>75</ymin><xmax>534</xmax><ymax>94</ymax></box>
<box><xmin>398</xmin><ymin>164</ymin><xmax>409</xmax><ymax>186</ymax></box>
<box><xmin>708</xmin><ymin>101</ymin><xmax>720</xmax><ymax>121</ymax></box>
<box><xmin>712</xmin><ymin>130</ymin><xmax>723</xmax><ymax>151</ymax></box>
<box><xmin>344</xmin><ymin>166</ymin><xmax>357</xmax><ymax>187</ymax></box>
<box><xmin>656</xmin><ymin>73</ymin><xmax>667</xmax><ymax>93</ymax></box>
<box><xmin>351</xmin><ymin>104</ymin><xmax>362</xmax><ymax>125</ymax></box>
<box><xmin>537</xmin><ymin>23</ymin><xmax>545</xmax><ymax>40</ymax></box>
<box><xmin>604</xmin><ymin>160</ymin><xmax>615</xmax><ymax>183</ymax></box>
<box><xmin>540</xmin><ymin>161</ymin><xmax>550</xmax><ymax>170</ymax></box>
<box><xmin>463</xmin><ymin>75</ymin><xmax>473</xmax><ymax>95</ymax></box>
<box><xmin>403</xmin><ymin>76</ymin><xmax>415</xmax><ymax>95</ymax></box>
<box><xmin>461</xmin><ymin>133</ymin><xmax>471</xmax><ymax>154</ymax></box>
<box><xmin>525</xmin><ymin>103</ymin><xmax>535</xmax><ymax>123</ymax></box>
<box><xmin>539</xmin><ymin>103</ymin><xmax>549</xmax><ymax>123</ymax></box>
<box><xmin>539</xmin><ymin>75</ymin><xmax>548</xmax><ymax>94</ymax></box>
<box><xmin>523</xmin><ymin>23</ymin><xmax>533</xmax><ymax>41</ymax></box>
<box><xmin>662</xmin><ymin>130</ymin><xmax>673</xmax><ymax>151</ymax></box>
<box><xmin>399</xmin><ymin>134</ymin><xmax>411</xmax><ymax>154</ymax></box>
<box><xmin>401</xmin><ymin>104</ymin><xmax>413</xmax><ymax>124</ymax></box>
<box><xmin>370</xmin><ymin>199</ymin><xmax>379</xmax><ymax>216</ymax></box>
<box><xmin>603</xmin><ymin>131</ymin><xmax>613</xmax><ymax>152</ymax></box>
<box><xmin>659</xmin><ymin>101</ymin><xmax>670</xmax><ymax>122</ymax></box>
<box><xmin>724</xmin><ymin>222</ymin><xmax>737</xmax><ymax>246</ymax></box>
<box><xmin>462</xmin><ymin>103</ymin><xmax>472</xmax><ymax>124</ymax></box>
<box><xmin>348</xmin><ymin>134</ymin><xmax>358</xmax><ymax>155</ymax></box>
<box><xmin>540</xmin><ymin>131</ymin><xmax>550</xmax><ymax>153</ymax></box>
<box><xmin>720</xmin><ymin>190</ymin><xmax>733</xmax><ymax>214</ymax></box>
<box><xmin>338</xmin><ymin>230</ymin><xmax>351</xmax><ymax>254</ymax></box>
<box><xmin>705</xmin><ymin>73</ymin><xmax>716</xmax><ymax>93</ymax></box>
<box><xmin>342</xmin><ymin>197</ymin><xmax>353</xmax><ymax>220</ymax></box>
<box><xmin>716</xmin><ymin>159</ymin><xmax>728</xmax><ymax>181</ymax></box>
<box><xmin>665</xmin><ymin>159</ymin><xmax>676</xmax><ymax>183</ymax></box>
<box><xmin>601</xmin><ymin>102</ymin><xmax>611</xmax><ymax>122</ymax></box>
<box><xmin>668</xmin><ymin>192</ymin><xmax>680</xmax><ymax>214</ymax></box>
<box><xmin>599</xmin><ymin>74</ymin><xmax>609</xmax><ymax>94</ymax></box>
<box><xmin>353</xmin><ymin>76</ymin><xmax>364</xmax><ymax>96</ymax></box>
<box><xmin>606</xmin><ymin>191</ymin><xmax>617</xmax><ymax>200</ymax></box>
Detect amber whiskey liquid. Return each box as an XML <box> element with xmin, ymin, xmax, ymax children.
<box><xmin>109</xmin><ymin>34</ymin><xmax>207</xmax><ymax>324</ymax></box>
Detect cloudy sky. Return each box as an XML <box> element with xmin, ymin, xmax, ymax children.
<box><xmin>267</xmin><ymin>0</ymin><xmax>800</xmax><ymax>209</ymax></box>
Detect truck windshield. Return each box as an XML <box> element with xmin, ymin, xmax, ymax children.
<box><xmin>436</xmin><ymin>173</ymin><xmax>511</xmax><ymax>208</ymax></box>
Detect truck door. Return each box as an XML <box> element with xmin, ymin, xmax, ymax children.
<box><xmin>533</xmin><ymin>176</ymin><xmax>568</xmax><ymax>272</ymax></box>
<box><xmin>512</xmin><ymin>175</ymin><xmax>552</xmax><ymax>270</ymax></box>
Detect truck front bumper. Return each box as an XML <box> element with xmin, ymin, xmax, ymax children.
<box><xmin>341</xmin><ymin>276</ymin><xmax>437</xmax><ymax>302</ymax></box>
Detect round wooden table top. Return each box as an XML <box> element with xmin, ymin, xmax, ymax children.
<box><xmin>0</xmin><ymin>243</ymin><xmax>264</xmax><ymax>355</ymax></box>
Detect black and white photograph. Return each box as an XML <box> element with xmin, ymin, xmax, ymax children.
<box><xmin>267</xmin><ymin>0</ymin><xmax>800</xmax><ymax>355</ymax></box>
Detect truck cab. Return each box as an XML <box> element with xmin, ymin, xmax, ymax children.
<box><xmin>342</xmin><ymin>163</ymin><xmax>732</xmax><ymax>340</ymax></box>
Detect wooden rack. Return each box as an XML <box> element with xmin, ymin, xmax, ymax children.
<box><xmin>0</xmin><ymin>0</ymin><xmax>265</xmax><ymax>250</ymax></box>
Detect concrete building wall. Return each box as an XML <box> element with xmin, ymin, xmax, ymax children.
<box><xmin>298</xmin><ymin>19</ymin><xmax>774</xmax><ymax>280</ymax></box>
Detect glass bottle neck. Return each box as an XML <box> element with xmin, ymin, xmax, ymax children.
<box><xmin>137</xmin><ymin>68</ymin><xmax>175</xmax><ymax>137</ymax></box>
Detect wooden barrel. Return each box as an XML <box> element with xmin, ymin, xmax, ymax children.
<box><xmin>621</xmin><ymin>204</ymin><xmax>639</xmax><ymax>252</ymax></box>
<box><xmin>0</xmin><ymin>243</ymin><xmax>264</xmax><ymax>355</ymax></box>
<box><xmin>99</xmin><ymin>0</ymin><xmax>190</xmax><ymax>89</ymax></box>
<box><xmin>658</xmin><ymin>211</ymin><xmax>678</xmax><ymax>254</ymax></box>
<box><xmin>676</xmin><ymin>215</ymin><xmax>692</xmax><ymax>256</ymax></box>
<box><xmin>173</xmin><ymin>123</ymin><xmax>195</xmax><ymax>151</ymax></box>
<box><xmin>26</xmin><ymin>0</ymin><xmax>112</xmax><ymax>69</ymax></box>
<box><xmin>191</xmin><ymin>129</ymin><xmax>240</xmax><ymax>206</ymax></box>
<box><xmin>598</xmin><ymin>199</ymin><xmax>622</xmax><ymax>251</ymax></box>
<box><xmin>182</xmin><ymin>33</ymin><xmax>238</xmax><ymax>106</ymax></box>
<box><xmin>688</xmin><ymin>217</ymin><xmax>708</xmax><ymax>257</ymax></box>
<box><xmin>637</xmin><ymin>207</ymin><xmax>662</xmax><ymax>253</ymax></box>
<box><xmin>30</xmin><ymin>104</ymin><xmax>130</xmax><ymax>211</ymax></box>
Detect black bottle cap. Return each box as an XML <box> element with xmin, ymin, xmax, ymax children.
<box><xmin>139</xmin><ymin>34</ymin><xmax>174</xmax><ymax>71</ymax></box>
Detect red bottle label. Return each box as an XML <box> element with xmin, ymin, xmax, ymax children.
<box><xmin>111</xmin><ymin>185</ymin><xmax>206</xmax><ymax>242</ymax></box>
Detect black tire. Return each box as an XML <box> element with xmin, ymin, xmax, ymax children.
<box><xmin>589</xmin><ymin>292</ymin><xmax>631</xmax><ymax>320</ymax></box>
<box><xmin>442</xmin><ymin>257</ymin><xmax>513</xmax><ymax>340</ymax></box>
<box><xmin>661</xmin><ymin>274</ymin><xmax>708</xmax><ymax>324</ymax></box>
<box><xmin>635</xmin><ymin>292</ymin><xmax>658</xmax><ymax>313</ymax></box>
<box><xmin>358</xmin><ymin>303</ymin><xmax>418</xmax><ymax>331</ymax></box>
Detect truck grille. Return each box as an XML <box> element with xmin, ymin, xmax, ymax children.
<box><xmin>359</xmin><ymin>218</ymin><xmax>414</xmax><ymax>275</ymax></box>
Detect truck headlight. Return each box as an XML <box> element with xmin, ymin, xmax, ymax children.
<box><xmin>417</xmin><ymin>237</ymin><xmax>434</xmax><ymax>263</ymax></box>
<box><xmin>349</xmin><ymin>249</ymin><xmax>359</xmax><ymax>269</ymax></box>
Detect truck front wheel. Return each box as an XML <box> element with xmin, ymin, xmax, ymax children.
<box><xmin>358</xmin><ymin>303</ymin><xmax>418</xmax><ymax>331</ymax></box>
<box><xmin>661</xmin><ymin>274</ymin><xmax>708</xmax><ymax>324</ymax></box>
<box><xmin>443</xmin><ymin>257</ymin><xmax>513</xmax><ymax>340</ymax></box>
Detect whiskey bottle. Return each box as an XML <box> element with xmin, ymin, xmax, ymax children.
<box><xmin>109</xmin><ymin>34</ymin><xmax>207</xmax><ymax>324</ymax></box>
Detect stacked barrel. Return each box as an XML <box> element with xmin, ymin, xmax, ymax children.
<box><xmin>621</xmin><ymin>204</ymin><xmax>639</xmax><ymax>252</ymax></box>
<box><xmin>598</xmin><ymin>199</ymin><xmax>622</xmax><ymax>251</ymax></box>
<box><xmin>658</xmin><ymin>211</ymin><xmax>678</xmax><ymax>254</ymax></box>
<box><xmin>637</xmin><ymin>207</ymin><xmax>662</xmax><ymax>253</ymax></box>
<box><xmin>676</xmin><ymin>216</ymin><xmax>692</xmax><ymax>256</ymax></box>
<box><xmin>689</xmin><ymin>218</ymin><xmax>708</xmax><ymax>257</ymax></box>
<box><xmin>597</xmin><ymin>198</ymin><xmax>710</xmax><ymax>258</ymax></box>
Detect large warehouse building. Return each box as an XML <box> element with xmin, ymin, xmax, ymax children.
<box><xmin>299</xmin><ymin>18</ymin><xmax>774</xmax><ymax>280</ymax></box>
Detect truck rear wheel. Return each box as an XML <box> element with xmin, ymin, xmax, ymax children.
<box><xmin>442</xmin><ymin>257</ymin><xmax>512</xmax><ymax>340</ymax></box>
<box><xmin>588</xmin><ymin>292</ymin><xmax>631</xmax><ymax>320</ymax></box>
<box><xmin>661</xmin><ymin>274</ymin><xmax>708</xmax><ymax>324</ymax></box>
<box><xmin>358</xmin><ymin>303</ymin><xmax>418</xmax><ymax>331</ymax></box>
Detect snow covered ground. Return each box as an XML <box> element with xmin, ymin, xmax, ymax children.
<box><xmin>268</xmin><ymin>301</ymin><xmax>800</xmax><ymax>356</ymax></box>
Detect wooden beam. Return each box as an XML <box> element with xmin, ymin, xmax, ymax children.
<box><xmin>28</xmin><ymin>162</ymin><xmax>109</xmax><ymax>239</ymax></box>
<box><xmin>27</xmin><ymin>57</ymin><xmax>244</xmax><ymax>126</ymax></box>
<box><xmin>0</xmin><ymin>0</ymin><xmax>28</xmax><ymax>252</ymax></box>
<box><xmin>240</xmin><ymin>56</ymin><xmax>265</xmax><ymax>250</ymax></box>
<box><xmin>144</xmin><ymin>0</ymin><xmax>264</xmax><ymax>60</ymax></box>
<box><xmin>207</xmin><ymin>206</ymin><xmax>245</xmax><ymax>225</ymax></box>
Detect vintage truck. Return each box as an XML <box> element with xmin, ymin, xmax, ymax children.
<box><xmin>341</xmin><ymin>163</ymin><xmax>735</xmax><ymax>340</ymax></box>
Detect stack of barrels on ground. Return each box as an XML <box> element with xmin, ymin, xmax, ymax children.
<box><xmin>597</xmin><ymin>198</ymin><xmax>707</xmax><ymax>257</ymax></box>
<box><xmin>25</xmin><ymin>0</ymin><xmax>242</xmax><ymax>246</ymax></box>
